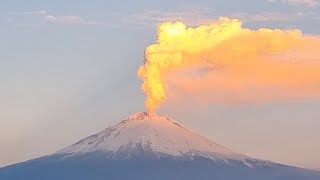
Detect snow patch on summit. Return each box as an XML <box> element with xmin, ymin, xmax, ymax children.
<box><xmin>56</xmin><ymin>112</ymin><xmax>247</xmax><ymax>160</ymax></box>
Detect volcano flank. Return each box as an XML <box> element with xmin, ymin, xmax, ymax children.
<box><xmin>0</xmin><ymin>112</ymin><xmax>319</xmax><ymax>180</ymax></box>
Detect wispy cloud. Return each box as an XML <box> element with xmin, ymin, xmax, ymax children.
<box><xmin>45</xmin><ymin>15</ymin><xmax>85</xmax><ymax>24</ymax></box>
<box><xmin>121</xmin><ymin>9</ymin><xmax>214</xmax><ymax>28</ymax></box>
<box><xmin>7</xmin><ymin>10</ymin><xmax>104</xmax><ymax>26</ymax></box>
<box><xmin>8</xmin><ymin>10</ymin><xmax>48</xmax><ymax>15</ymax></box>
<box><xmin>234</xmin><ymin>12</ymin><xmax>303</xmax><ymax>22</ymax></box>
<box><xmin>8</xmin><ymin>8</ymin><xmax>309</xmax><ymax>28</ymax></box>
<box><xmin>121</xmin><ymin>9</ymin><xmax>305</xmax><ymax>29</ymax></box>
<box><xmin>268</xmin><ymin>0</ymin><xmax>319</xmax><ymax>8</ymax></box>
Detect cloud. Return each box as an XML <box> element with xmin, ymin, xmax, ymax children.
<box><xmin>121</xmin><ymin>9</ymin><xmax>306</xmax><ymax>29</ymax></box>
<box><xmin>8</xmin><ymin>10</ymin><xmax>48</xmax><ymax>15</ymax></box>
<box><xmin>139</xmin><ymin>17</ymin><xmax>320</xmax><ymax>112</ymax></box>
<box><xmin>234</xmin><ymin>12</ymin><xmax>303</xmax><ymax>22</ymax></box>
<box><xmin>268</xmin><ymin>0</ymin><xmax>319</xmax><ymax>8</ymax></box>
<box><xmin>45</xmin><ymin>15</ymin><xmax>87</xmax><ymax>25</ymax></box>
<box><xmin>7</xmin><ymin>10</ymin><xmax>103</xmax><ymax>26</ymax></box>
<box><xmin>121</xmin><ymin>9</ymin><xmax>214</xmax><ymax>28</ymax></box>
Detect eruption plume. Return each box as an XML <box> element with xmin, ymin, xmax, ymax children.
<box><xmin>138</xmin><ymin>17</ymin><xmax>320</xmax><ymax>114</ymax></box>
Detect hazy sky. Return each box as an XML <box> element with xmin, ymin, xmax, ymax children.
<box><xmin>1</xmin><ymin>0</ymin><xmax>319</xmax><ymax>169</ymax></box>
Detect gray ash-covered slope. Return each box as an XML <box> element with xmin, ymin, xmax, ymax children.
<box><xmin>0</xmin><ymin>112</ymin><xmax>319</xmax><ymax>180</ymax></box>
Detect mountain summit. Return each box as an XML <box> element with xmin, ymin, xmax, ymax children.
<box><xmin>1</xmin><ymin>112</ymin><xmax>319</xmax><ymax>180</ymax></box>
<box><xmin>56</xmin><ymin>112</ymin><xmax>246</xmax><ymax>161</ymax></box>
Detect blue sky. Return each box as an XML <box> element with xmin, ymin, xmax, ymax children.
<box><xmin>1</xmin><ymin>0</ymin><xmax>320</xmax><ymax>169</ymax></box>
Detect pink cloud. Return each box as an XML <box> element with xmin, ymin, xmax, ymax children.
<box><xmin>269</xmin><ymin>0</ymin><xmax>319</xmax><ymax>8</ymax></box>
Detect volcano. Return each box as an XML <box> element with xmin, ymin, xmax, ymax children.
<box><xmin>0</xmin><ymin>112</ymin><xmax>319</xmax><ymax>180</ymax></box>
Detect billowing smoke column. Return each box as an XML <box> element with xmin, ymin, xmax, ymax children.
<box><xmin>138</xmin><ymin>17</ymin><xmax>320</xmax><ymax>114</ymax></box>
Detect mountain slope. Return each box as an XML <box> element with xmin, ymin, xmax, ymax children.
<box><xmin>56</xmin><ymin>112</ymin><xmax>247</xmax><ymax>161</ymax></box>
<box><xmin>0</xmin><ymin>112</ymin><xmax>319</xmax><ymax>180</ymax></box>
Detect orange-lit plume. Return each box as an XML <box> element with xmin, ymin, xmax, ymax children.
<box><xmin>138</xmin><ymin>17</ymin><xmax>320</xmax><ymax>114</ymax></box>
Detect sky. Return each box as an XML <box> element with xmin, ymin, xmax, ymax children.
<box><xmin>0</xmin><ymin>0</ymin><xmax>320</xmax><ymax>169</ymax></box>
